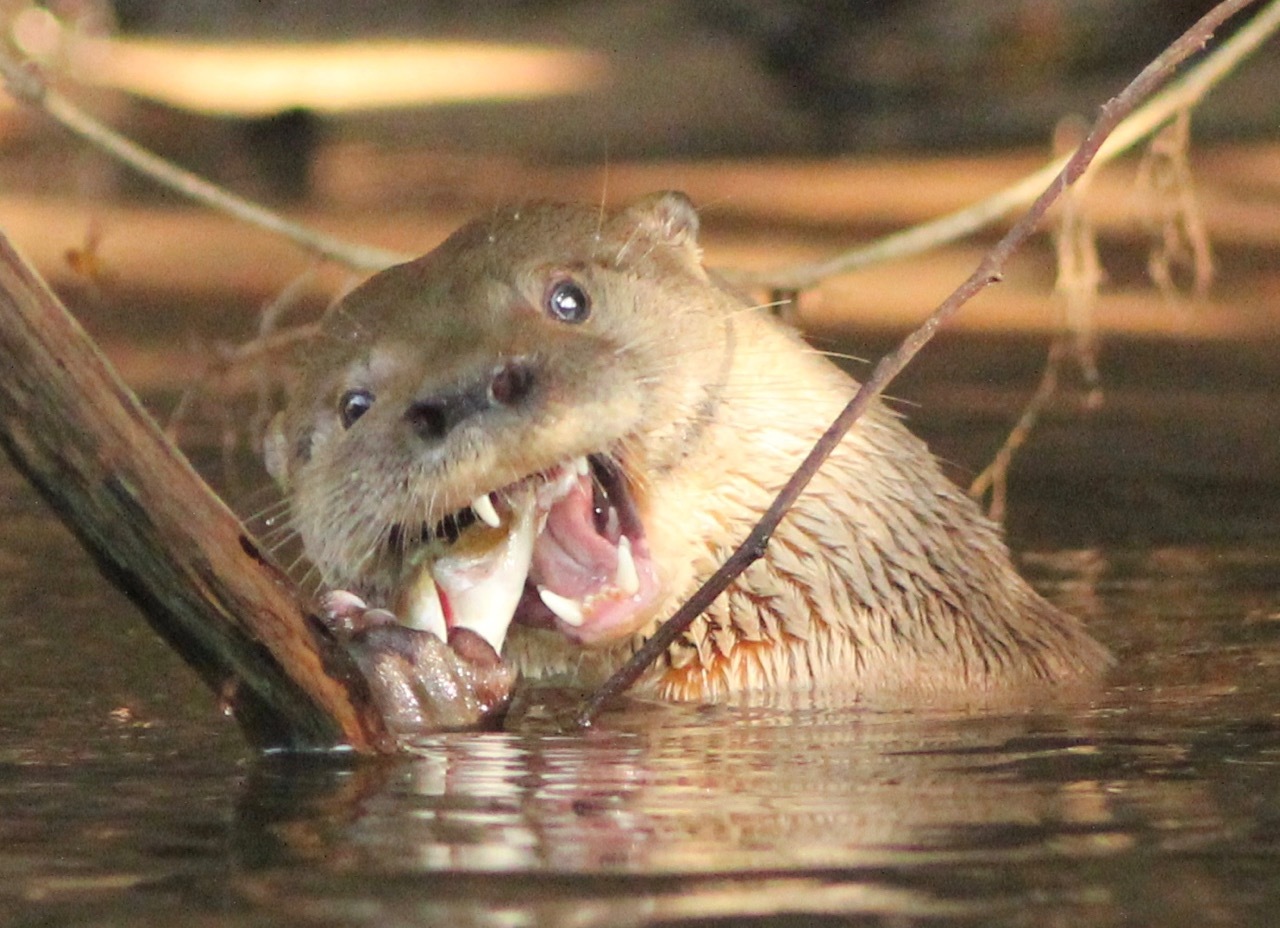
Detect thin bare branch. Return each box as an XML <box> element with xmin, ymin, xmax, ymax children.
<box><xmin>576</xmin><ymin>0</ymin><xmax>1265</xmax><ymax>726</ymax></box>
<box><xmin>6</xmin><ymin>1</ymin><xmax>1278</xmax><ymax>290</ymax></box>
<box><xmin>969</xmin><ymin>337</ymin><xmax>1070</xmax><ymax>522</ymax></box>
<box><xmin>1136</xmin><ymin>111</ymin><xmax>1216</xmax><ymax>300</ymax></box>
<box><xmin>723</xmin><ymin>0</ymin><xmax>1280</xmax><ymax>290</ymax></box>
<box><xmin>968</xmin><ymin>127</ymin><xmax>1106</xmax><ymax>519</ymax></box>
<box><xmin>0</xmin><ymin>52</ymin><xmax>408</xmax><ymax>272</ymax></box>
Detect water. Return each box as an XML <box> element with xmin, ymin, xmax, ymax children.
<box><xmin>1</xmin><ymin>331</ymin><xmax>1278</xmax><ymax>927</ymax></box>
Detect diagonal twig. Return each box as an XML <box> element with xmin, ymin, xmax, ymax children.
<box><xmin>0</xmin><ymin>53</ymin><xmax>406</xmax><ymax>272</ymax></box>
<box><xmin>723</xmin><ymin>0</ymin><xmax>1280</xmax><ymax>290</ymax></box>
<box><xmin>5</xmin><ymin>0</ymin><xmax>1278</xmax><ymax>290</ymax></box>
<box><xmin>575</xmin><ymin>0</ymin><xmax>1265</xmax><ymax>726</ymax></box>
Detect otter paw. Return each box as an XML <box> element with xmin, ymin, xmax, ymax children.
<box><xmin>319</xmin><ymin>591</ymin><xmax>515</xmax><ymax>736</ymax></box>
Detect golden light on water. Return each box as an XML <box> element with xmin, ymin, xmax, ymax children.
<box><xmin>9</xmin><ymin>6</ymin><xmax>608</xmax><ymax>117</ymax></box>
<box><xmin>74</xmin><ymin>38</ymin><xmax>607</xmax><ymax>115</ymax></box>
<box><xmin>81</xmin><ymin>38</ymin><xmax>609</xmax><ymax>113</ymax></box>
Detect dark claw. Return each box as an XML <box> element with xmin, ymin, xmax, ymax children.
<box><xmin>319</xmin><ymin>592</ymin><xmax>515</xmax><ymax>737</ymax></box>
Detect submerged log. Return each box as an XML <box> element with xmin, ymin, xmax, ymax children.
<box><xmin>0</xmin><ymin>227</ymin><xmax>392</xmax><ymax>753</ymax></box>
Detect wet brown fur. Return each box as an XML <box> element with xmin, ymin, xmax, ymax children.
<box><xmin>269</xmin><ymin>193</ymin><xmax>1111</xmax><ymax>703</ymax></box>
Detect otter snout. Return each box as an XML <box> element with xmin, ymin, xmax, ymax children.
<box><xmin>404</xmin><ymin>359</ymin><xmax>536</xmax><ymax>442</ymax></box>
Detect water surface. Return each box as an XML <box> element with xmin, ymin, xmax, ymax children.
<box><xmin>1</xmin><ymin>331</ymin><xmax>1277</xmax><ymax>927</ymax></box>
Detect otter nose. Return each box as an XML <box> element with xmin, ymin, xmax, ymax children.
<box><xmin>404</xmin><ymin>359</ymin><xmax>535</xmax><ymax>441</ymax></box>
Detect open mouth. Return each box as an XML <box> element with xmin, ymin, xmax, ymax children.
<box><xmin>388</xmin><ymin>453</ymin><xmax>661</xmax><ymax>653</ymax></box>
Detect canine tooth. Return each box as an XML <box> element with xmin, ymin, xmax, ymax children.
<box><xmin>538</xmin><ymin>587</ymin><xmax>586</xmax><ymax>627</ymax></box>
<box><xmin>615</xmin><ymin>536</ymin><xmax>640</xmax><ymax>597</ymax></box>
<box><xmin>573</xmin><ymin>455</ymin><xmax>590</xmax><ymax>476</ymax></box>
<box><xmin>472</xmin><ymin>492</ymin><xmax>501</xmax><ymax>528</ymax></box>
<box><xmin>537</xmin><ymin>465</ymin><xmax>579</xmax><ymax>507</ymax></box>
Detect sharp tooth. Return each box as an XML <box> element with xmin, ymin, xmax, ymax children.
<box><xmin>538</xmin><ymin>587</ymin><xmax>586</xmax><ymax>627</ymax></box>
<box><xmin>472</xmin><ymin>492</ymin><xmax>501</xmax><ymax>528</ymax></box>
<box><xmin>614</xmin><ymin>536</ymin><xmax>640</xmax><ymax>597</ymax></box>
<box><xmin>574</xmin><ymin>455</ymin><xmax>590</xmax><ymax>476</ymax></box>
<box><xmin>537</xmin><ymin>465</ymin><xmax>579</xmax><ymax>507</ymax></box>
<box><xmin>400</xmin><ymin>566</ymin><xmax>447</xmax><ymax>641</ymax></box>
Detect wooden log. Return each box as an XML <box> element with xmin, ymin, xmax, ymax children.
<box><xmin>0</xmin><ymin>226</ymin><xmax>392</xmax><ymax>754</ymax></box>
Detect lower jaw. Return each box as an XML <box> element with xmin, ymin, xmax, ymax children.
<box><xmin>384</xmin><ymin>487</ymin><xmax>657</xmax><ymax>651</ymax></box>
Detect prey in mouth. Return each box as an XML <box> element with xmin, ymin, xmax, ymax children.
<box><xmin>270</xmin><ymin>192</ymin><xmax>1112</xmax><ymax>736</ymax></box>
<box><xmin>383</xmin><ymin>452</ymin><xmax>661</xmax><ymax>657</ymax></box>
<box><xmin>263</xmin><ymin>189</ymin><xmax>727</xmax><ymax>734</ymax></box>
<box><xmin>268</xmin><ymin>191</ymin><xmax>797</xmax><ymax>729</ymax></box>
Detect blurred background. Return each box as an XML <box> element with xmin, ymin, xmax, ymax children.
<box><xmin>2</xmin><ymin>1</ymin><xmax>1276</xmax><ymax>331</ymax></box>
<box><xmin>2</xmin><ymin>0</ymin><xmax>1278</xmax><ymax>528</ymax></box>
<box><xmin>4</xmin><ymin>1</ymin><xmax>1278</xmax><ymax>194</ymax></box>
<box><xmin>2</xmin><ymin>9</ymin><xmax>1280</xmax><ymax>927</ymax></box>
<box><xmin>0</xmin><ymin>0</ymin><xmax>1277</xmax><ymax>507</ymax></box>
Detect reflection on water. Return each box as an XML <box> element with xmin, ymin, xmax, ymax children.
<box><xmin>1</xmin><ymin>334</ymin><xmax>1278</xmax><ymax>926</ymax></box>
<box><xmin>224</xmin><ymin>599</ymin><xmax>1280</xmax><ymax>928</ymax></box>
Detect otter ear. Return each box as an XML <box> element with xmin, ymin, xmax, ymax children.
<box><xmin>620</xmin><ymin>191</ymin><xmax>700</xmax><ymax>249</ymax></box>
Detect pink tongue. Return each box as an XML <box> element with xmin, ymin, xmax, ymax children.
<box><xmin>530</xmin><ymin>473</ymin><xmax>616</xmax><ymax>599</ymax></box>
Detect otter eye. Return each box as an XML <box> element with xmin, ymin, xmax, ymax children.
<box><xmin>339</xmin><ymin>389</ymin><xmax>374</xmax><ymax>429</ymax></box>
<box><xmin>544</xmin><ymin>278</ymin><xmax>591</xmax><ymax>324</ymax></box>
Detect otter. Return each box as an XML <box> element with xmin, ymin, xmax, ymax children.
<box><xmin>266</xmin><ymin>192</ymin><xmax>1109</xmax><ymax>727</ymax></box>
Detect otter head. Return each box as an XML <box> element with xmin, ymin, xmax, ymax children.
<box><xmin>267</xmin><ymin>192</ymin><xmax>735</xmax><ymax>655</ymax></box>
